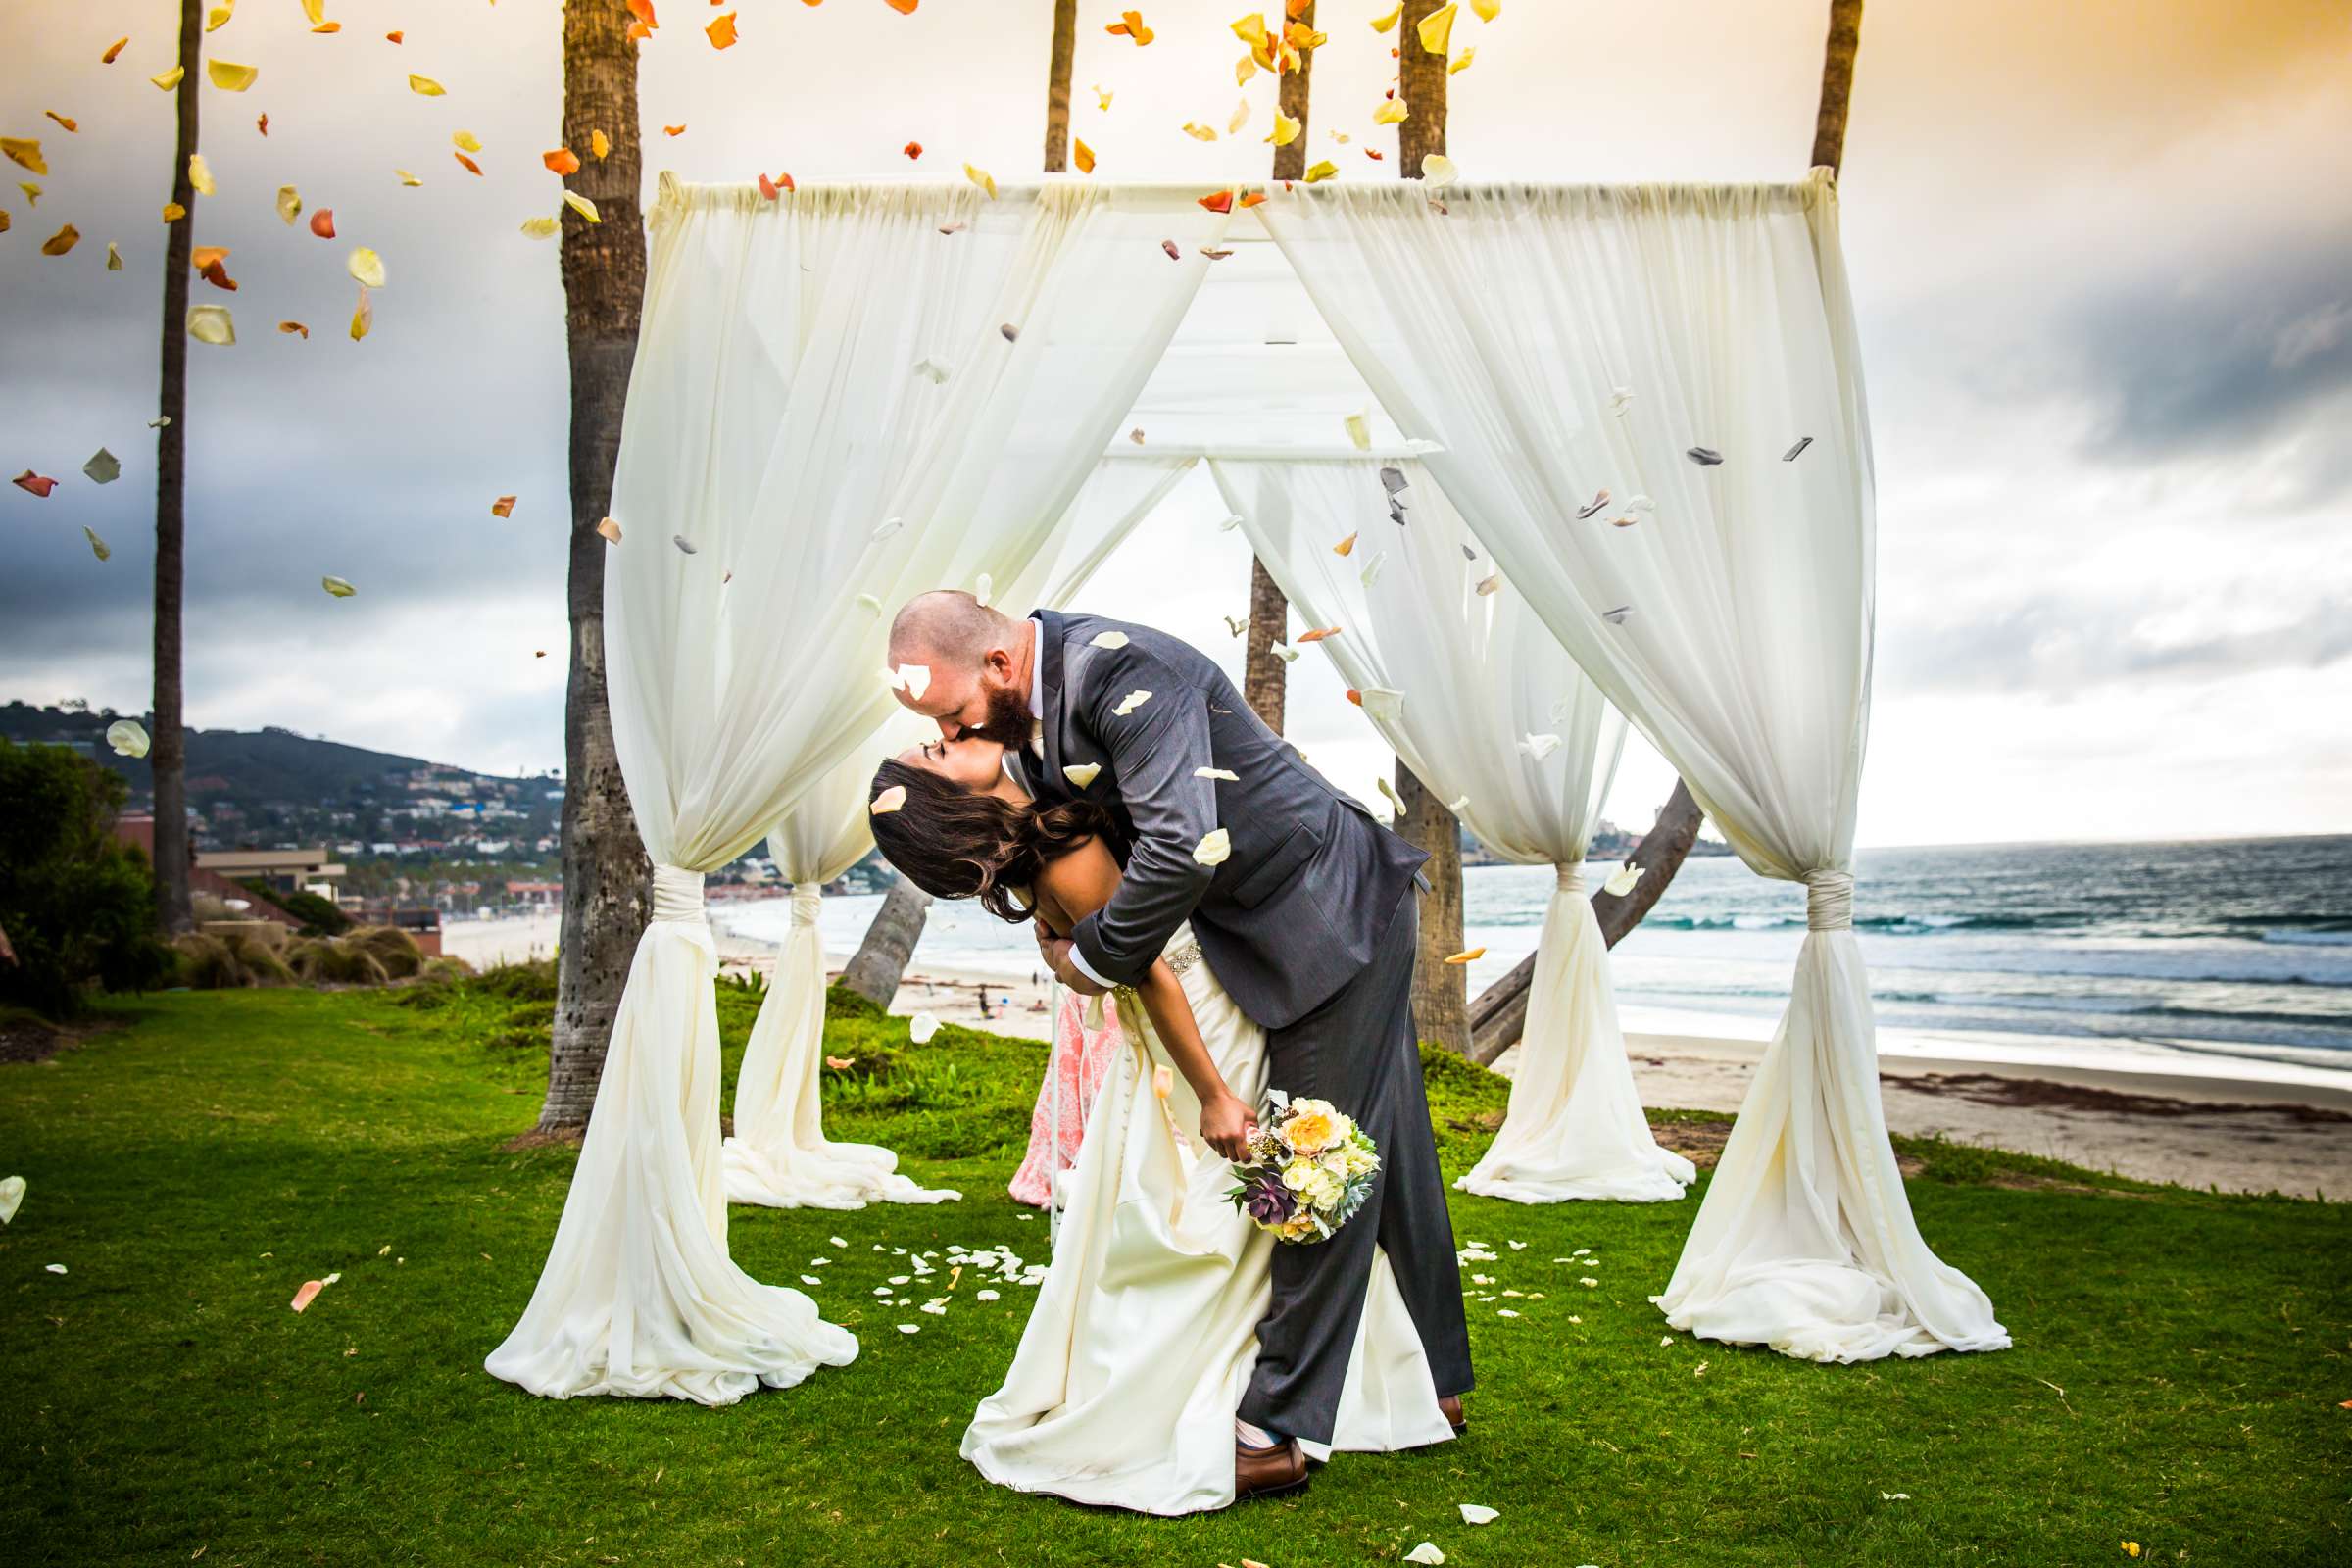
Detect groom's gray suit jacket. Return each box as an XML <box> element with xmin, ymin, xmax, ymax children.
<box><xmin>1020</xmin><ymin>609</ymin><xmax>1429</xmax><ymax>1031</ymax></box>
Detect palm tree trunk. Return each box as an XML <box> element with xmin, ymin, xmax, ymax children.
<box><xmin>149</xmin><ymin>0</ymin><xmax>201</xmax><ymax>937</ymax></box>
<box><xmin>1810</xmin><ymin>0</ymin><xmax>1864</xmax><ymax>175</ymax></box>
<box><xmin>840</xmin><ymin>879</ymin><xmax>932</xmax><ymax>1010</ymax></box>
<box><xmin>1395</xmin><ymin>0</ymin><xmax>1450</xmax><ymax>176</ymax></box>
<box><xmin>540</xmin><ymin>0</ymin><xmax>653</xmax><ymax>1134</ymax></box>
<box><xmin>1042</xmin><ymin>0</ymin><xmax>1077</xmax><ymax>173</ymax></box>
<box><xmin>1242</xmin><ymin>3</ymin><xmax>1320</xmax><ymax>733</ymax></box>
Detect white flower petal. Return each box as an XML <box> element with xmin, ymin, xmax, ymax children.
<box><xmin>1459</xmin><ymin>1504</ymin><xmax>1498</xmax><ymax>1525</ymax></box>
<box><xmin>1194</xmin><ymin>766</ymin><xmax>1239</xmax><ymax>781</ymax></box>
<box><xmin>897</xmin><ymin>663</ymin><xmax>931</xmax><ymax>699</ymax></box>
<box><xmin>1111</xmin><ymin>689</ymin><xmax>1152</xmax><ymax>717</ymax></box>
<box><xmin>909</xmin><ymin>1011</ymin><xmax>941</xmax><ymax>1044</ymax></box>
<box><xmin>1063</xmin><ymin>762</ymin><xmax>1102</xmax><ymax>789</ymax></box>
<box><xmin>1192</xmin><ymin>828</ymin><xmax>1232</xmax><ymax>867</ymax></box>
<box><xmin>1518</xmin><ymin>731</ymin><xmax>1561</xmax><ymax>761</ymax></box>
<box><xmin>0</xmin><ymin>1176</ymin><xmax>24</xmax><ymax>1225</ymax></box>
<box><xmin>1603</xmin><ymin>863</ymin><xmax>1644</xmax><ymax>898</ymax></box>
<box><xmin>106</xmin><ymin>719</ymin><xmax>150</xmax><ymax>759</ymax></box>
<box><xmin>1404</xmin><ymin>1544</ymin><xmax>1446</xmax><ymax>1565</ymax></box>
<box><xmin>868</xmin><ymin>784</ymin><xmax>906</xmax><ymax>816</ymax></box>
<box><xmin>1089</xmin><ymin>630</ymin><xmax>1130</xmax><ymax>649</ymax></box>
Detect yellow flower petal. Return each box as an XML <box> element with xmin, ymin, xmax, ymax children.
<box><xmin>301</xmin><ymin>0</ymin><xmax>326</xmax><ymax>23</ymax></box>
<box><xmin>349</xmin><ymin>285</ymin><xmax>371</xmax><ymax>341</ymax></box>
<box><xmin>1231</xmin><ymin>12</ymin><xmax>1268</xmax><ymax>48</ymax></box>
<box><xmin>1234</xmin><ymin>53</ymin><xmax>1256</xmax><ymax>86</ymax></box>
<box><xmin>1181</xmin><ymin>122</ymin><xmax>1217</xmax><ymax>142</ymax></box>
<box><xmin>321</xmin><ymin>575</ymin><xmax>357</xmax><ymax>598</ymax></box>
<box><xmin>187</xmin><ymin>153</ymin><xmax>215</xmax><ymax>196</ymax></box>
<box><xmin>395</xmin><ymin>169</ymin><xmax>421</xmax><ymax>187</ymax></box>
<box><xmin>83</xmin><ymin>525</ymin><xmax>112</xmax><ymax>561</ymax></box>
<box><xmin>1063</xmin><ymin>763</ymin><xmax>1102</xmax><ymax>789</ymax></box>
<box><xmin>1602</xmin><ymin>863</ymin><xmax>1645</xmax><ymax>898</ymax></box>
<box><xmin>187</xmin><ymin>304</ymin><xmax>234</xmax><ymax>344</ymax></box>
<box><xmin>1373</xmin><ymin>98</ymin><xmax>1408</xmax><ymax>125</ymax></box>
<box><xmin>1472</xmin><ymin>0</ymin><xmax>1500</xmax><ymax>19</ymax></box>
<box><xmin>1266</xmin><ymin>109</ymin><xmax>1299</xmax><ymax>146</ymax></box>
<box><xmin>1</xmin><ymin>139</ymin><xmax>46</xmax><ymax>175</ymax></box>
<box><xmin>562</xmin><ymin>190</ymin><xmax>600</xmax><ymax>223</ymax></box>
<box><xmin>591</xmin><ymin>129</ymin><xmax>611</xmax><ymax>161</ymax></box>
<box><xmin>1227</xmin><ymin>97</ymin><xmax>1250</xmax><ymax>135</ymax></box>
<box><xmin>407</xmin><ymin>74</ymin><xmax>445</xmax><ymax>97</ymax></box>
<box><xmin>1345</xmin><ymin>411</ymin><xmax>1370</xmax><ymax>449</ymax></box>
<box><xmin>1333</xmin><ymin>531</ymin><xmax>1356</xmax><ymax>556</ymax></box>
<box><xmin>161</xmin><ymin>201</ymin><xmax>186</xmax><ymax>222</ymax></box>
<box><xmin>1073</xmin><ymin>138</ymin><xmax>1095</xmax><ymax>173</ymax></box>
<box><xmin>206</xmin><ymin>1</ymin><xmax>234</xmax><ymax>32</ymax></box>
<box><xmin>962</xmin><ymin>162</ymin><xmax>997</xmax><ymax>199</ymax></box>
<box><xmin>207</xmin><ymin>59</ymin><xmax>258</xmax><ymax>91</ymax></box>
<box><xmin>1449</xmin><ymin>46</ymin><xmax>1476</xmax><ymax>74</ymax></box>
<box><xmin>520</xmin><ymin>215</ymin><xmax>560</xmax><ymax>239</ymax></box>
<box><xmin>106</xmin><ymin>242</ymin><xmax>122</xmax><ymax>270</ymax></box>
<box><xmin>1421</xmin><ymin>152</ymin><xmax>1458</xmax><ymax>187</ymax></box>
<box><xmin>452</xmin><ymin>129</ymin><xmax>482</xmax><ymax>153</ymax></box>
<box><xmin>1443</xmin><ymin>947</ymin><xmax>1485</xmax><ymax>964</ymax></box>
<box><xmin>151</xmin><ymin>66</ymin><xmax>186</xmax><ymax>91</ymax></box>
<box><xmin>1370</xmin><ymin>3</ymin><xmax>1401</xmax><ymax>31</ymax></box>
<box><xmin>275</xmin><ymin>184</ymin><xmax>301</xmax><ymax>224</ymax></box>
<box><xmin>1415</xmin><ymin>2</ymin><xmax>1458</xmax><ymax>55</ymax></box>
<box><xmin>346</xmin><ymin>246</ymin><xmax>385</xmax><ymax>288</ymax></box>
<box><xmin>1304</xmin><ymin>159</ymin><xmax>1339</xmax><ymax>182</ymax></box>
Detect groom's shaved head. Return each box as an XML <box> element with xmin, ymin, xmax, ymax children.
<box><xmin>889</xmin><ymin>589</ymin><xmax>1008</xmax><ymax>668</ymax></box>
<box><xmin>889</xmin><ymin>589</ymin><xmax>1032</xmax><ymax>743</ymax></box>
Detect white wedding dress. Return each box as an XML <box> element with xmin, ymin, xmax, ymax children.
<box><xmin>962</xmin><ymin>923</ymin><xmax>1453</xmax><ymax>1516</ymax></box>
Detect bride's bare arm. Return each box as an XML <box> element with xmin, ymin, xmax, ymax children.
<box><xmin>1035</xmin><ymin>840</ymin><xmax>1257</xmax><ymax>1161</ymax></box>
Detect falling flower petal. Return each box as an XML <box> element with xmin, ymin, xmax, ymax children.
<box><xmin>1518</xmin><ymin>732</ymin><xmax>1560</xmax><ymax>760</ymax></box>
<box><xmin>1343</xmin><ymin>411</ymin><xmax>1372</xmax><ymax>451</ymax></box>
<box><xmin>1104</xmin><ymin>10</ymin><xmax>1153</xmax><ymax>44</ymax></box>
<box><xmin>387</xmin><ymin>29</ymin><xmax>404</xmax><ymax>43</ymax></box>
<box><xmin>278</xmin><ymin>320</ymin><xmax>309</xmax><ymax>337</ymax></box>
<box><xmin>1240</xmin><ymin>189</ymin><xmax>1267</xmax><ymax>208</ymax></box>
<box><xmin>43</xmin><ymin>1264</ymin><xmax>66</xmax><ymax>1275</ymax></box>
<box><xmin>208</xmin><ymin>60</ymin><xmax>258</xmax><ymax>91</ymax></box>
<box><xmin>103</xmin><ymin>37</ymin><xmax>129</xmax><ymax>64</ymax></box>
<box><xmin>1607</xmin><ymin>386</ymin><xmax>1634</xmax><ymax>417</ymax></box>
<box><xmin>1</xmin><ymin>139</ymin><xmax>45</xmax><ymax>175</ymax></box>
<box><xmin>541</xmin><ymin>147</ymin><xmax>580</xmax><ymax>176</ymax></box>
<box><xmin>1446</xmin><ymin>794</ymin><xmax>1470</xmax><ymax>812</ymax></box>
<box><xmin>1297</xmin><ymin>626</ymin><xmax>1340</xmax><ymax>643</ymax></box>
<box><xmin>1784</xmin><ymin>435</ymin><xmax>1813</xmax><ymax>461</ymax></box>
<box><xmin>455</xmin><ymin>151</ymin><xmax>482</xmax><ymax>175</ymax></box>
<box><xmin>1360</xmin><ymin>550</ymin><xmax>1388</xmax><ymax>587</ymax></box>
<box><xmin>1073</xmin><ymin>138</ymin><xmax>1095</xmax><ymax>173</ymax></box>
<box><xmin>1443</xmin><ymin>947</ymin><xmax>1485</xmax><ymax>964</ymax></box>
<box><xmin>1602</xmin><ymin>863</ymin><xmax>1644</xmax><ymax>898</ymax></box>
<box><xmin>824</xmin><ymin>1055</ymin><xmax>852</xmax><ymax>1070</ymax></box>
<box><xmin>1112</xmin><ymin>689</ymin><xmax>1152</xmax><ymax>717</ymax></box>
<box><xmin>1576</xmin><ymin>488</ymin><xmax>1610</xmax><ymax>520</ymax></box>
<box><xmin>187</xmin><ymin>303</ymin><xmax>234</xmax><ymax>343</ymax></box>
<box><xmin>1089</xmin><ymin>630</ymin><xmax>1131</xmax><ymax>649</ymax></box>
<box><xmin>884</xmin><ymin>0</ymin><xmax>918</xmax><ymax>12</ymax></box>
<box><xmin>1473</xmin><ymin>0</ymin><xmax>1500</xmax><ymax>17</ymax></box>
<box><xmin>1198</xmin><ymin>188</ymin><xmax>1235</xmax><ymax>215</ymax></box>
<box><xmin>1373</xmin><ymin>98</ymin><xmax>1408</xmax><ymax>125</ymax></box>
<box><xmin>1267</xmin><ymin>109</ymin><xmax>1300</xmax><ymax>147</ymax></box>
<box><xmin>898</xmin><ymin>662</ymin><xmax>931</xmax><ymax>697</ymax></box>
<box><xmin>666</xmin><ymin>124</ymin><xmax>687</xmax><ymax>137</ymax></box>
<box><xmin>106</xmin><ymin>241</ymin><xmax>122</xmax><ymax>270</ymax></box>
<box><xmin>1193</xmin><ymin>828</ymin><xmax>1232</xmax><ymax>867</ymax></box>
<box><xmin>596</xmin><ymin>516</ymin><xmax>621</xmax><ymax>543</ymax></box>
<box><xmin>186</xmin><ymin>154</ymin><xmax>216</xmax><ymax>197</ymax></box>
<box><xmin>321</xmin><ymin>575</ymin><xmax>356</xmax><ymax>598</ymax></box>
<box><xmin>491</xmin><ymin>495</ymin><xmax>516</xmax><ymax>518</ymax></box>
<box><xmin>563</xmin><ymin>190</ymin><xmax>600</xmax><ymax>223</ymax></box>
<box><xmin>1371</xmin><ymin>2</ymin><xmax>1401</xmax><ymax>29</ymax></box>
<box><xmin>0</xmin><ymin>1176</ymin><xmax>24</xmax><ymax>1226</ymax></box>
<box><xmin>346</xmin><ymin>246</ymin><xmax>385</xmax><ymax>288</ymax></box>
<box><xmin>1196</xmin><ymin>766</ymin><xmax>1239</xmax><ymax>782</ymax></box>
<box><xmin>909</xmin><ymin>1011</ymin><xmax>942</xmax><ymax>1043</ymax></box>
<box><xmin>349</xmin><ymin>285</ymin><xmax>371</xmax><ymax>340</ymax></box>
<box><xmin>963</xmin><ymin>162</ymin><xmax>997</xmax><ymax>198</ymax></box>
<box><xmin>590</xmin><ymin>129</ymin><xmax>611</xmax><ymax>161</ymax></box>
<box><xmin>1333</xmin><ymin>531</ymin><xmax>1357</xmax><ymax>556</ymax></box>
<box><xmin>1181</xmin><ymin>122</ymin><xmax>1217</xmax><ymax>142</ymax></box>
<box><xmin>152</xmin><ymin>66</ymin><xmax>186</xmax><ymax>90</ymax></box>
<box><xmin>1063</xmin><ymin>763</ymin><xmax>1102</xmax><ymax>789</ymax></box>
<box><xmin>310</xmin><ymin>208</ymin><xmax>336</xmax><ymax>237</ymax></box>
<box><xmin>1160</xmin><ymin>238</ymin><xmax>1182</xmax><ymax>261</ymax></box>
<box><xmin>81</xmin><ymin>525</ymin><xmax>110</xmax><ymax>561</ymax></box>
<box><xmin>270</xmin><ymin>185</ymin><xmax>300</xmax><ymax>225</ymax></box>
<box><xmin>1303</xmin><ymin>158</ymin><xmax>1339</xmax><ymax>182</ymax></box>
<box><xmin>671</xmin><ymin>534</ymin><xmax>698</xmax><ymax>555</ymax></box>
<box><xmin>11</xmin><ymin>470</ymin><xmax>58</xmax><ymax>498</ymax></box>
<box><xmin>76</xmin><ymin>447</ymin><xmax>122</xmax><ymax>486</ymax></box>
<box><xmin>869</xmin><ymin>784</ymin><xmax>906</xmax><ymax>816</ymax></box>
<box><xmin>973</xmin><ymin>573</ymin><xmax>994</xmax><ymax>608</ymax></box>
<box><xmin>1421</xmin><ymin>152</ymin><xmax>1458</xmax><ymax>187</ymax></box>
<box><xmin>706</xmin><ymin>11</ymin><xmax>737</xmax><ymax>48</ymax></box>
<box><xmin>1601</xmin><ymin>604</ymin><xmax>1633</xmax><ymax>625</ymax></box>
<box><xmin>1686</xmin><ymin>445</ymin><xmax>1724</xmax><ymax>466</ymax></box>
<box><xmin>520</xmin><ymin>216</ymin><xmax>559</xmax><ymax>239</ymax></box>
<box><xmin>1449</xmin><ymin>46</ymin><xmax>1476</xmax><ymax>74</ymax></box>
<box><xmin>407</xmin><ymin>74</ymin><xmax>444</xmax><ymax>96</ymax></box>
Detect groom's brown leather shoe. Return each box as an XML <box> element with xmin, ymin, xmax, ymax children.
<box><xmin>1235</xmin><ymin>1437</ymin><xmax>1308</xmax><ymax>1500</ymax></box>
<box><xmin>1439</xmin><ymin>1395</ymin><xmax>1466</xmax><ymax>1435</ymax></box>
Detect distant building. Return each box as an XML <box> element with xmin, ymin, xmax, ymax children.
<box><xmin>195</xmin><ymin>847</ymin><xmax>348</xmax><ymax>903</ymax></box>
<box><xmin>506</xmin><ymin>880</ymin><xmax>562</xmax><ymax>907</ymax></box>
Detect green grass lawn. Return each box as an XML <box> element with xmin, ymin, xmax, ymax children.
<box><xmin>0</xmin><ymin>976</ymin><xmax>2345</xmax><ymax>1567</ymax></box>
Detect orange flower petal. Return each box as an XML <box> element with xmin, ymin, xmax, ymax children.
<box><xmin>309</xmin><ymin>208</ymin><xmax>336</xmax><ymax>238</ymax></box>
<box><xmin>884</xmin><ymin>0</ymin><xmax>918</xmax><ymax>12</ymax></box>
<box><xmin>290</xmin><ymin>1280</ymin><xmax>323</xmax><ymax>1312</ymax></box>
<box><xmin>199</xmin><ymin>257</ymin><xmax>238</xmax><ymax>291</ymax></box>
<box><xmin>39</xmin><ymin>223</ymin><xmax>79</xmax><ymax>256</ymax></box>
<box><xmin>1073</xmin><ymin>138</ymin><xmax>1095</xmax><ymax>173</ymax></box>
<box><xmin>543</xmin><ymin>148</ymin><xmax>580</xmax><ymax>175</ymax></box>
<box><xmin>102</xmin><ymin>37</ymin><xmax>129</xmax><ymax>64</ymax></box>
<box><xmin>1198</xmin><ymin>188</ymin><xmax>1234</xmax><ymax>214</ymax></box>
<box><xmin>12</xmin><ymin>471</ymin><xmax>59</xmax><ymax>498</ymax></box>
<box><xmin>664</xmin><ymin>124</ymin><xmax>687</xmax><ymax>136</ymax></box>
<box><xmin>1239</xmin><ymin>190</ymin><xmax>1267</xmax><ymax>208</ymax></box>
<box><xmin>278</xmin><ymin>320</ymin><xmax>310</xmax><ymax>337</ymax></box>
<box><xmin>902</xmin><ymin>139</ymin><xmax>921</xmax><ymax>158</ymax></box>
<box><xmin>454</xmin><ymin>151</ymin><xmax>482</xmax><ymax>175</ymax></box>
<box><xmin>386</xmin><ymin>30</ymin><xmax>403</xmax><ymax>44</ymax></box>
<box><xmin>491</xmin><ymin>495</ymin><xmax>517</xmax><ymax>517</ymax></box>
<box><xmin>44</xmin><ymin>112</ymin><xmax>77</xmax><ymax>134</ymax></box>
<box><xmin>591</xmin><ymin>129</ymin><xmax>611</xmax><ymax>160</ymax></box>
<box><xmin>706</xmin><ymin>11</ymin><xmax>737</xmax><ymax>48</ymax></box>
<box><xmin>1297</xmin><ymin>625</ymin><xmax>1341</xmax><ymax>642</ymax></box>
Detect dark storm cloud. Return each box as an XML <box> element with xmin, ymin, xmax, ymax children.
<box><xmin>2060</xmin><ymin>224</ymin><xmax>2352</xmax><ymax>493</ymax></box>
<box><xmin>1883</xmin><ymin>594</ymin><xmax>2352</xmax><ymax>695</ymax></box>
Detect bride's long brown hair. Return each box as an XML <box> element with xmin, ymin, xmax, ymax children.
<box><xmin>866</xmin><ymin>758</ymin><xmax>1116</xmax><ymax>925</ymax></box>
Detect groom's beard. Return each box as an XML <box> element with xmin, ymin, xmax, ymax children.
<box><xmin>965</xmin><ymin>679</ymin><xmax>1035</xmax><ymax>749</ymax></box>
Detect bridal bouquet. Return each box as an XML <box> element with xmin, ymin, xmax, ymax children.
<box><xmin>1226</xmin><ymin>1091</ymin><xmax>1380</xmax><ymax>1245</ymax></box>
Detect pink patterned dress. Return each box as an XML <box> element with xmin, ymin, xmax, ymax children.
<box><xmin>1007</xmin><ymin>987</ymin><xmax>1124</xmax><ymax>1209</ymax></box>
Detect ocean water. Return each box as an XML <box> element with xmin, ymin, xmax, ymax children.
<box><xmin>718</xmin><ymin>835</ymin><xmax>2352</xmax><ymax>1080</ymax></box>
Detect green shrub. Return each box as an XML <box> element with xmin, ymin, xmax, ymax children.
<box><xmin>416</xmin><ymin>956</ymin><xmax>475</xmax><ymax>985</ymax></box>
<box><xmin>0</xmin><ymin>740</ymin><xmax>175</xmax><ymax>1017</ymax></box>
<box><xmin>236</xmin><ymin>878</ymin><xmax>350</xmax><ymax>937</ymax></box>
<box><xmin>345</xmin><ymin>924</ymin><xmax>425</xmax><ymax>980</ymax></box>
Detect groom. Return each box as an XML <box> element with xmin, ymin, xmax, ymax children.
<box><xmin>888</xmin><ymin>590</ymin><xmax>1473</xmax><ymax>1495</ymax></box>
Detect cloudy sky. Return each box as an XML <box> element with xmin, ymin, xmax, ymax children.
<box><xmin>3</xmin><ymin>0</ymin><xmax>2347</xmax><ymax>848</ymax></box>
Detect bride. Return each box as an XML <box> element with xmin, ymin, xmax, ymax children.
<box><xmin>868</xmin><ymin>731</ymin><xmax>1454</xmax><ymax>1516</ymax></box>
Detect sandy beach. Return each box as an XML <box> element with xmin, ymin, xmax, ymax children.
<box><xmin>441</xmin><ymin>914</ymin><xmax>2352</xmax><ymax>1200</ymax></box>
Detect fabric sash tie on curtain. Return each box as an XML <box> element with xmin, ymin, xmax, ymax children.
<box><xmin>788</xmin><ymin>885</ymin><xmax>823</xmax><ymax>928</ymax></box>
<box><xmin>1804</xmin><ymin>869</ymin><xmax>1855</xmax><ymax>931</ymax></box>
<box><xmin>652</xmin><ymin>865</ymin><xmax>707</xmax><ymax>924</ymax></box>
<box><xmin>1555</xmin><ymin>862</ymin><xmax>1586</xmax><ymax>896</ymax></box>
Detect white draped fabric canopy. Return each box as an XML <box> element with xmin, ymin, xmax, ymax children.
<box><xmin>490</xmin><ymin>178</ymin><xmax>1229</xmax><ymax>1402</ymax></box>
<box><xmin>1260</xmin><ymin>172</ymin><xmax>2007</xmax><ymax>1361</ymax></box>
<box><xmin>1210</xmin><ymin>456</ymin><xmax>1692</xmax><ymax>1203</ymax></box>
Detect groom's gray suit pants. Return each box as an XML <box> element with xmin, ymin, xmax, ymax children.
<box><xmin>1237</xmin><ymin>883</ymin><xmax>1475</xmax><ymax>1446</ymax></box>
